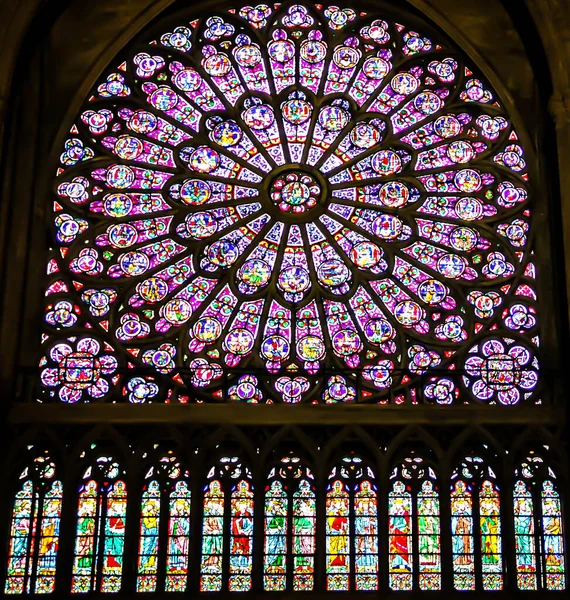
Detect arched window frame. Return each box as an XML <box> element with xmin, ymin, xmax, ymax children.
<box><xmin>325</xmin><ymin>452</ymin><xmax>379</xmax><ymax>591</ymax></box>
<box><xmin>513</xmin><ymin>449</ymin><xmax>566</xmax><ymax>591</ymax></box>
<box><xmin>450</xmin><ymin>448</ymin><xmax>504</xmax><ymax>592</ymax></box>
<box><xmin>71</xmin><ymin>452</ymin><xmax>127</xmax><ymax>594</ymax></box>
<box><xmin>200</xmin><ymin>454</ymin><xmax>254</xmax><ymax>592</ymax></box>
<box><xmin>4</xmin><ymin>451</ymin><xmax>63</xmax><ymax>595</ymax></box>
<box><xmin>263</xmin><ymin>451</ymin><xmax>316</xmax><ymax>592</ymax></box>
<box><xmin>136</xmin><ymin>448</ymin><xmax>191</xmax><ymax>593</ymax></box>
<box><xmin>388</xmin><ymin>452</ymin><xmax>441</xmax><ymax>591</ymax></box>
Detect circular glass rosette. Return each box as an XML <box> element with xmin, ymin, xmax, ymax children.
<box><xmin>47</xmin><ymin>2</ymin><xmax>538</xmax><ymax>405</ymax></box>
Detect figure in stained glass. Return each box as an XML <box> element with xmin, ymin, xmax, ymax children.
<box><xmin>451</xmin><ymin>480</ymin><xmax>475</xmax><ymax>589</ymax></box>
<box><xmin>5</xmin><ymin>455</ymin><xmax>63</xmax><ymax>595</ymax></box>
<box><xmin>417</xmin><ymin>480</ymin><xmax>441</xmax><ymax>589</ymax></box>
<box><xmin>292</xmin><ymin>479</ymin><xmax>316</xmax><ymax>591</ymax></box>
<box><xmin>513</xmin><ymin>480</ymin><xmax>536</xmax><ymax>590</ymax></box>
<box><xmin>389</xmin><ymin>480</ymin><xmax>413</xmax><ymax>588</ymax></box>
<box><xmin>138</xmin><ymin>482</ymin><xmax>160</xmax><ymax>580</ymax></box>
<box><xmin>326</xmin><ymin>480</ymin><xmax>349</xmax><ymax>575</ymax></box>
<box><xmin>264</xmin><ymin>481</ymin><xmax>287</xmax><ymax>578</ymax></box>
<box><xmin>541</xmin><ymin>481</ymin><xmax>565</xmax><ymax>590</ymax></box>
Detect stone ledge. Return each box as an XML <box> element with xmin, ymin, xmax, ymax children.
<box><xmin>8</xmin><ymin>403</ymin><xmax>562</xmax><ymax>425</ymax></box>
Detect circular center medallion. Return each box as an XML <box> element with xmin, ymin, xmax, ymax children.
<box><xmin>270</xmin><ymin>171</ymin><xmax>321</xmax><ymax>214</ymax></box>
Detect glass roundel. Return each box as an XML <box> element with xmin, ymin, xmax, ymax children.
<box><xmin>42</xmin><ymin>2</ymin><xmax>540</xmax><ymax>405</ymax></box>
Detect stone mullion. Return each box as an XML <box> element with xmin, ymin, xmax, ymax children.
<box><xmin>252</xmin><ymin>459</ymin><xmax>265</xmax><ymax>593</ymax></box>
<box><xmin>314</xmin><ymin>456</ymin><xmax>326</xmax><ymax>592</ymax></box>
<box><xmin>501</xmin><ymin>454</ymin><xmax>518</xmax><ymax>593</ymax></box>
<box><xmin>188</xmin><ymin>451</ymin><xmax>204</xmax><ymax>594</ymax></box>
<box><xmin>377</xmin><ymin>452</ymin><xmax>389</xmax><ymax>593</ymax></box>
<box><xmin>439</xmin><ymin>460</ymin><xmax>454</xmax><ymax>593</ymax></box>
<box><xmin>56</xmin><ymin>468</ymin><xmax>79</xmax><ymax>595</ymax></box>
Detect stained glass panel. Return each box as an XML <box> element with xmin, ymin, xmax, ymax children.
<box><xmin>417</xmin><ymin>480</ymin><xmax>441</xmax><ymax>590</ymax></box>
<box><xmin>354</xmin><ymin>481</ymin><xmax>378</xmax><ymax>591</ymax></box>
<box><xmin>451</xmin><ymin>480</ymin><xmax>475</xmax><ymax>591</ymax></box>
<box><xmin>513</xmin><ymin>480</ymin><xmax>537</xmax><ymax>590</ymax></box>
<box><xmin>43</xmin><ymin>1</ymin><xmax>540</xmax><ymax>406</ymax></box>
<box><xmin>5</xmin><ymin>457</ymin><xmax>62</xmax><ymax>596</ymax></box>
<box><xmin>71</xmin><ymin>480</ymin><xmax>99</xmax><ymax>593</ymax></box>
<box><xmin>137</xmin><ymin>481</ymin><xmax>161</xmax><ymax>592</ymax></box>
<box><xmin>101</xmin><ymin>481</ymin><xmax>127</xmax><ymax>593</ymax></box>
<box><xmin>200</xmin><ymin>481</ymin><xmax>224</xmax><ymax>592</ymax></box>
<box><xmin>264</xmin><ymin>480</ymin><xmax>287</xmax><ymax>591</ymax></box>
<box><xmin>35</xmin><ymin>481</ymin><xmax>63</xmax><ymax>594</ymax></box>
<box><xmin>5</xmin><ymin>482</ymin><xmax>35</xmax><ymax>594</ymax></box>
<box><xmin>229</xmin><ymin>480</ymin><xmax>254</xmax><ymax>592</ymax></box>
<box><xmin>326</xmin><ymin>480</ymin><xmax>350</xmax><ymax>590</ymax></box>
<box><xmin>541</xmin><ymin>481</ymin><xmax>565</xmax><ymax>591</ymax></box>
<box><xmin>479</xmin><ymin>480</ymin><xmax>503</xmax><ymax>591</ymax></box>
<box><xmin>292</xmin><ymin>480</ymin><xmax>316</xmax><ymax>591</ymax></box>
<box><xmin>388</xmin><ymin>480</ymin><xmax>413</xmax><ymax>590</ymax></box>
<box><xmin>71</xmin><ymin>456</ymin><xmax>125</xmax><ymax>594</ymax></box>
<box><xmin>165</xmin><ymin>481</ymin><xmax>191</xmax><ymax>592</ymax></box>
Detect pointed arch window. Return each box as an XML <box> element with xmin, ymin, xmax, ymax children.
<box><xmin>137</xmin><ymin>451</ymin><xmax>191</xmax><ymax>592</ymax></box>
<box><xmin>71</xmin><ymin>454</ymin><xmax>127</xmax><ymax>593</ymax></box>
<box><xmin>326</xmin><ymin>455</ymin><xmax>378</xmax><ymax>591</ymax></box>
<box><xmin>200</xmin><ymin>457</ymin><xmax>253</xmax><ymax>592</ymax></box>
<box><xmin>389</xmin><ymin>455</ymin><xmax>441</xmax><ymax>591</ymax></box>
<box><xmin>514</xmin><ymin>451</ymin><xmax>566</xmax><ymax>591</ymax></box>
<box><xmin>5</xmin><ymin>453</ymin><xmax>62</xmax><ymax>595</ymax></box>
<box><xmin>263</xmin><ymin>454</ymin><xmax>316</xmax><ymax>591</ymax></box>
<box><xmin>451</xmin><ymin>452</ymin><xmax>503</xmax><ymax>591</ymax></box>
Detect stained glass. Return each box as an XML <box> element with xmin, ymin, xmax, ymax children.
<box><xmin>200</xmin><ymin>481</ymin><xmax>224</xmax><ymax>591</ymax></box>
<box><xmin>5</xmin><ymin>456</ymin><xmax>62</xmax><ymax>595</ymax></box>
<box><xmin>354</xmin><ymin>481</ymin><xmax>378</xmax><ymax>591</ymax></box>
<box><xmin>101</xmin><ymin>481</ymin><xmax>127</xmax><ymax>593</ymax></box>
<box><xmin>6</xmin><ymin>481</ymin><xmax>35</xmax><ymax>594</ymax></box>
<box><xmin>325</xmin><ymin>456</ymin><xmax>377</xmax><ymax>591</ymax></box>
<box><xmin>71</xmin><ymin>457</ymin><xmax>126</xmax><ymax>593</ymax></box>
<box><xmin>229</xmin><ymin>481</ymin><xmax>254</xmax><ymax>591</ymax></box>
<box><xmin>388</xmin><ymin>481</ymin><xmax>412</xmax><ymax>590</ymax></box>
<box><xmin>417</xmin><ymin>480</ymin><xmax>441</xmax><ymax>590</ymax></box>
<box><xmin>72</xmin><ymin>480</ymin><xmax>99</xmax><ymax>593</ymax></box>
<box><xmin>292</xmin><ymin>480</ymin><xmax>316</xmax><ymax>591</ymax></box>
<box><xmin>451</xmin><ymin>480</ymin><xmax>475</xmax><ymax>590</ymax></box>
<box><xmin>541</xmin><ymin>481</ymin><xmax>565</xmax><ymax>591</ymax></box>
<box><xmin>514</xmin><ymin>453</ymin><xmax>567</xmax><ymax>591</ymax></box>
<box><xmin>513</xmin><ymin>480</ymin><xmax>537</xmax><ymax>590</ymax></box>
<box><xmin>326</xmin><ymin>480</ymin><xmax>350</xmax><ymax>590</ymax></box>
<box><xmin>43</xmin><ymin>1</ymin><xmax>539</xmax><ymax>406</ymax></box>
<box><xmin>388</xmin><ymin>456</ymin><xmax>440</xmax><ymax>591</ymax></box>
<box><xmin>263</xmin><ymin>455</ymin><xmax>316</xmax><ymax>592</ymax></box>
<box><xmin>166</xmin><ymin>481</ymin><xmax>191</xmax><ymax>591</ymax></box>
<box><xmin>36</xmin><ymin>481</ymin><xmax>63</xmax><ymax>594</ymax></box>
<box><xmin>264</xmin><ymin>481</ymin><xmax>287</xmax><ymax>591</ymax></box>
<box><xmin>137</xmin><ymin>481</ymin><xmax>161</xmax><ymax>592</ymax></box>
<box><xmin>135</xmin><ymin>452</ymin><xmax>191</xmax><ymax>593</ymax></box>
<box><xmin>480</xmin><ymin>480</ymin><xmax>503</xmax><ymax>590</ymax></box>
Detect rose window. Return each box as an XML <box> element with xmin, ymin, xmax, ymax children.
<box><xmin>42</xmin><ymin>2</ymin><xmax>540</xmax><ymax>404</ymax></box>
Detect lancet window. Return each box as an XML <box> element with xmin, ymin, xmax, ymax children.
<box><xmin>513</xmin><ymin>449</ymin><xmax>566</xmax><ymax>591</ymax></box>
<box><xmin>200</xmin><ymin>456</ymin><xmax>254</xmax><ymax>592</ymax></box>
<box><xmin>264</xmin><ymin>454</ymin><xmax>316</xmax><ymax>591</ymax></box>
<box><xmin>326</xmin><ymin>454</ymin><xmax>378</xmax><ymax>591</ymax></box>
<box><xmin>450</xmin><ymin>450</ymin><xmax>503</xmax><ymax>591</ymax></box>
<box><xmin>71</xmin><ymin>453</ymin><xmax>127</xmax><ymax>593</ymax></box>
<box><xmin>388</xmin><ymin>454</ymin><xmax>441</xmax><ymax>591</ymax></box>
<box><xmin>137</xmin><ymin>450</ymin><xmax>191</xmax><ymax>592</ymax></box>
<box><xmin>5</xmin><ymin>453</ymin><xmax>62</xmax><ymax>595</ymax></box>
